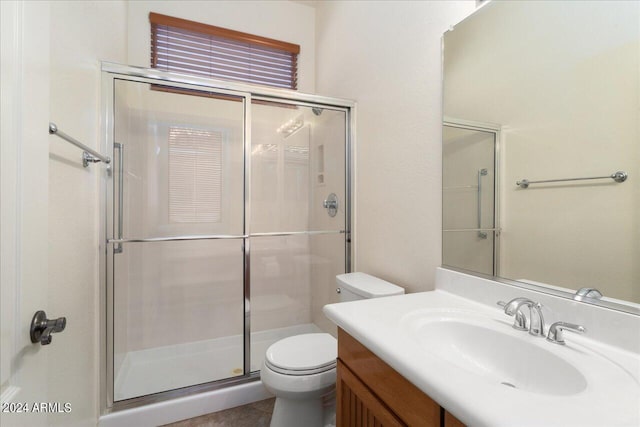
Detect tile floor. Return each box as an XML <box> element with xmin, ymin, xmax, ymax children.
<box><xmin>163</xmin><ymin>398</ymin><xmax>275</xmax><ymax>427</ymax></box>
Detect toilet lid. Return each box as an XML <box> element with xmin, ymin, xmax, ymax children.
<box><xmin>265</xmin><ymin>333</ymin><xmax>337</xmax><ymax>375</ymax></box>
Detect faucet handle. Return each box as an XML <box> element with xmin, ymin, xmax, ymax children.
<box><xmin>497</xmin><ymin>299</ymin><xmax>528</xmax><ymax>331</ymax></box>
<box><xmin>30</xmin><ymin>310</ymin><xmax>67</xmax><ymax>346</ymax></box>
<box><xmin>546</xmin><ymin>321</ymin><xmax>586</xmax><ymax>345</ymax></box>
<box><xmin>574</xmin><ymin>288</ymin><xmax>603</xmax><ymax>300</ymax></box>
<box><xmin>527</xmin><ymin>302</ymin><xmax>546</xmax><ymax>337</ymax></box>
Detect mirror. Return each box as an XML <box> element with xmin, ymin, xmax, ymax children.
<box><xmin>442</xmin><ymin>1</ymin><xmax>640</xmax><ymax>310</ymax></box>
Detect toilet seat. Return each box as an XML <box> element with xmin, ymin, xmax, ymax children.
<box><xmin>265</xmin><ymin>333</ymin><xmax>337</xmax><ymax>376</ymax></box>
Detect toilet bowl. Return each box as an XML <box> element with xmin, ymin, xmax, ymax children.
<box><xmin>261</xmin><ymin>273</ymin><xmax>404</xmax><ymax>427</ymax></box>
<box><xmin>262</xmin><ymin>333</ymin><xmax>337</xmax><ymax>427</ymax></box>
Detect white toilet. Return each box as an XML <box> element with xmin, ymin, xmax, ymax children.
<box><xmin>261</xmin><ymin>272</ymin><xmax>404</xmax><ymax>427</ymax></box>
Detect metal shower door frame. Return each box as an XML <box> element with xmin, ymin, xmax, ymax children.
<box><xmin>99</xmin><ymin>62</ymin><xmax>355</xmax><ymax>414</ymax></box>
<box><xmin>443</xmin><ymin>118</ymin><xmax>501</xmax><ymax>276</ymax></box>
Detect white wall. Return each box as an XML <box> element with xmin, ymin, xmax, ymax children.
<box><xmin>315</xmin><ymin>1</ymin><xmax>476</xmax><ymax>293</ymax></box>
<box><xmin>0</xmin><ymin>2</ymin><xmax>51</xmax><ymax>426</ymax></box>
<box><xmin>0</xmin><ymin>0</ymin><xmax>20</xmax><ymax>393</ymax></box>
<box><xmin>1</xmin><ymin>0</ymin><xmax>124</xmax><ymax>425</ymax></box>
<box><xmin>126</xmin><ymin>0</ymin><xmax>316</xmax><ymax>93</ymax></box>
<box><xmin>48</xmin><ymin>1</ymin><xmax>127</xmax><ymax>424</ymax></box>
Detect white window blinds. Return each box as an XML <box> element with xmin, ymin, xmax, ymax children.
<box><xmin>168</xmin><ymin>126</ymin><xmax>223</xmax><ymax>223</ymax></box>
<box><xmin>150</xmin><ymin>12</ymin><xmax>299</xmax><ymax>90</ymax></box>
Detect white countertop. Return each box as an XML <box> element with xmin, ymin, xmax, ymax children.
<box><xmin>323</xmin><ymin>290</ymin><xmax>640</xmax><ymax>427</ymax></box>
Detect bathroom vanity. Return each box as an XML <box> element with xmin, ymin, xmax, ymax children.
<box><xmin>324</xmin><ymin>268</ymin><xmax>640</xmax><ymax>427</ymax></box>
<box><xmin>337</xmin><ymin>328</ymin><xmax>463</xmax><ymax>427</ymax></box>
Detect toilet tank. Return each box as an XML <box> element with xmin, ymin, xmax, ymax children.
<box><xmin>336</xmin><ymin>272</ymin><xmax>404</xmax><ymax>302</ymax></box>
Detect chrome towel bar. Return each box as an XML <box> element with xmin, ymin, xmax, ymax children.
<box><xmin>49</xmin><ymin>122</ymin><xmax>111</xmax><ymax>167</ymax></box>
<box><xmin>516</xmin><ymin>171</ymin><xmax>627</xmax><ymax>189</ymax></box>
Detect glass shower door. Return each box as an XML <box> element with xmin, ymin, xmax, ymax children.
<box><xmin>249</xmin><ymin>101</ymin><xmax>348</xmax><ymax>371</ymax></box>
<box><xmin>442</xmin><ymin>124</ymin><xmax>497</xmax><ymax>275</ymax></box>
<box><xmin>110</xmin><ymin>79</ymin><xmax>247</xmax><ymax>401</ymax></box>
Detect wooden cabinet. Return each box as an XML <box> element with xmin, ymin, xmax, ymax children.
<box><xmin>444</xmin><ymin>411</ymin><xmax>465</xmax><ymax>427</ymax></box>
<box><xmin>337</xmin><ymin>359</ymin><xmax>404</xmax><ymax>427</ymax></box>
<box><xmin>337</xmin><ymin>328</ymin><xmax>465</xmax><ymax>427</ymax></box>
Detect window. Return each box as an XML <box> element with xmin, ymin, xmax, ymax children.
<box><xmin>150</xmin><ymin>12</ymin><xmax>300</xmax><ymax>90</ymax></box>
<box><xmin>168</xmin><ymin>126</ymin><xmax>223</xmax><ymax>223</ymax></box>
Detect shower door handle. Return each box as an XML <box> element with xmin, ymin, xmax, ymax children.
<box><xmin>477</xmin><ymin>169</ymin><xmax>488</xmax><ymax>239</ymax></box>
<box><xmin>114</xmin><ymin>142</ymin><xmax>124</xmax><ymax>254</ymax></box>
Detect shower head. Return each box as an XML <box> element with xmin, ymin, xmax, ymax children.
<box><xmin>312</xmin><ymin>107</ymin><xmax>323</xmax><ymax>116</ymax></box>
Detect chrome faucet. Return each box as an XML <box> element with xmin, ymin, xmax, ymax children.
<box><xmin>546</xmin><ymin>321</ymin><xmax>586</xmax><ymax>345</ymax></box>
<box><xmin>499</xmin><ymin>297</ymin><xmax>546</xmax><ymax>337</ymax></box>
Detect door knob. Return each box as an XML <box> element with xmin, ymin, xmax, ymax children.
<box><xmin>30</xmin><ymin>310</ymin><xmax>66</xmax><ymax>346</ymax></box>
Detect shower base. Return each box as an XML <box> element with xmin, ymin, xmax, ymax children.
<box><xmin>114</xmin><ymin>323</ymin><xmax>322</xmax><ymax>401</ymax></box>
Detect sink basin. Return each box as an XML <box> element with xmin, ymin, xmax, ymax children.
<box><xmin>402</xmin><ymin>310</ymin><xmax>588</xmax><ymax>396</ymax></box>
<box><xmin>325</xmin><ymin>289</ymin><xmax>640</xmax><ymax>427</ymax></box>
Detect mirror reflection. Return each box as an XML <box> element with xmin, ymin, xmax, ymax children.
<box><xmin>442</xmin><ymin>1</ymin><xmax>640</xmax><ymax>305</ymax></box>
<box><xmin>443</xmin><ymin>122</ymin><xmax>497</xmax><ymax>277</ymax></box>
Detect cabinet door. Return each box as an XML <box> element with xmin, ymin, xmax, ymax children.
<box><xmin>337</xmin><ymin>360</ymin><xmax>405</xmax><ymax>427</ymax></box>
<box><xmin>338</xmin><ymin>329</ymin><xmax>441</xmax><ymax>426</ymax></box>
<box><xmin>444</xmin><ymin>411</ymin><xmax>465</xmax><ymax>427</ymax></box>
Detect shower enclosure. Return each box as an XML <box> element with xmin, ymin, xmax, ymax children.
<box><xmin>442</xmin><ymin>121</ymin><xmax>499</xmax><ymax>276</ymax></box>
<box><xmin>101</xmin><ymin>63</ymin><xmax>353</xmax><ymax>410</ymax></box>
